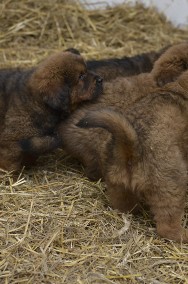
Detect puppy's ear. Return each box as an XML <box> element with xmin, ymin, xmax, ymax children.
<box><xmin>65</xmin><ymin>48</ymin><xmax>80</xmax><ymax>56</ymax></box>
<box><xmin>43</xmin><ymin>84</ymin><xmax>70</xmax><ymax>115</ymax></box>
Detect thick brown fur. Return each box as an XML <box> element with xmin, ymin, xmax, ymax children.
<box><xmin>0</xmin><ymin>49</ymin><xmax>102</xmax><ymax>171</ymax></box>
<box><xmin>59</xmin><ymin>43</ymin><xmax>188</xmax><ymax>180</ymax></box>
<box><xmin>58</xmin><ymin>42</ymin><xmax>188</xmax><ymax>242</ymax></box>
<box><xmin>87</xmin><ymin>46</ymin><xmax>169</xmax><ymax>81</ymax></box>
<box><xmin>77</xmin><ymin>70</ymin><xmax>188</xmax><ymax>243</ymax></box>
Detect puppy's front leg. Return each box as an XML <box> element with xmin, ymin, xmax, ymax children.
<box><xmin>146</xmin><ymin>176</ymin><xmax>188</xmax><ymax>242</ymax></box>
<box><xmin>20</xmin><ymin>135</ymin><xmax>61</xmax><ymax>155</ymax></box>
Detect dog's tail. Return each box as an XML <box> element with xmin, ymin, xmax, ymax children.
<box><xmin>77</xmin><ymin>109</ymin><xmax>139</xmax><ymax>160</ymax></box>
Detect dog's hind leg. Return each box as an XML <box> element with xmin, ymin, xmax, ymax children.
<box><xmin>145</xmin><ymin>159</ymin><xmax>188</xmax><ymax>242</ymax></box>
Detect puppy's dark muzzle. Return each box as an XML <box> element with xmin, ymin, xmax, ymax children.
<box><xmin>95</xmin><ymin>76</ymin><xmax>103</xmax><ymax>85</ymax></box>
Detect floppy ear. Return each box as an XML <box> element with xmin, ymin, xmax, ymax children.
<box><xmin>43</xmin><ymin>84</ymin><xmax>71</xmax><ymax>114</ymax></box>
<box><xmin>65</xmin><ymin>48</ymin><xmax>81</xmax><ymax>55</ymax></box>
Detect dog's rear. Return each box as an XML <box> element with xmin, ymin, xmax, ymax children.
<box><xmin>77</xmin><ymin>109</ymin><xmax>142</xmax><ymax>213</ymax></box>
<box><xmin>77</xmin><ymin>108</ymin><xmax>139</xmax><ymax>174</ymax></box>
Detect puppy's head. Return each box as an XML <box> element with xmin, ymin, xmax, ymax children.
<box><xmin>69</xmin><ymin>69</ymin><xmax>103</xmax><ymax>111</ymax></box>
<box><xmin>29</xmin><ymin>49</ymin><xmax>103</xmax><ymax>116</ymax></box>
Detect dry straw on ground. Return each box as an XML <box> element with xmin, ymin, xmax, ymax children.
<box><xmin>0</xmin><ymin>1</ymin><xmax>188</xmax><ymax>283</ymax></box>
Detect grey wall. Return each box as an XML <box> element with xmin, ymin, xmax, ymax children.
<box><xmin>81</xmin><ymin>0</ymin><xmax>188</xmax><ymax>28</ymax></box>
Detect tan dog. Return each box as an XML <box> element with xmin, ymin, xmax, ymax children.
<box><xmin>59</xmin><ymin>42</ymin><xmax>188</xmax><ymax>181</ymax></box>
<box><xmin>77</xmin><ymin>70</ymin><xmax>188</xmax><ymax>243</ymax></box>
<box><xmin>0</xmin><ymin>49</ymin><xmax>102</xmax><ymax>171</ymax></box>
<box><xmin>58</xmin><ymin>42</ymin><xmax>188</xmax><ymax>242</ymax></box>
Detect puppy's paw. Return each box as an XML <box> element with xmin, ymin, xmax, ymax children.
<box><xmin>20</xmin><ymin>135</ymin><xmax>62</xmax><ymax>154</ymax></box>
<box><xmin>157</xmin><ymin>223</ymin><xmax>188</xmax><ymax>243</ymax></box>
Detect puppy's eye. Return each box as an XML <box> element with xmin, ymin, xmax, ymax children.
<box><xmin>79</xmin><ymin>73</ymin><xmax>86</xmax><ymax>80</ymax></box>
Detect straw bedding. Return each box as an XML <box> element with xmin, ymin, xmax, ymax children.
<box><xmin>0</xmin><ymin>1</ymin><xmax>188</xmax><ymax>283</ymax></box>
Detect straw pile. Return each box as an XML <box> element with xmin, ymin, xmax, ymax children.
<box><xmin>0</xmin><ymin>1</ymin><xmax>188</xmax><ymax>283</ymax></box>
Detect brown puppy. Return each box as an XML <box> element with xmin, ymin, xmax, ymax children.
<box><xmin>87</xmin><ymin>46</ymin><xmax>169</xmax><ymax>81</ymax></box>
<box><xmin>77</xmin><ymin>70</ymin><xmax>188</xmax><ymax>243</ymax></box>
<box><xmin>0</xmin><ymin>49</ymin><xmax>102</xmax><ymax>171</ymax></box>
<box><xmin>59</xmin><ymin>42</ymin><xmax>188</xmax><ymax>181</ymax></box>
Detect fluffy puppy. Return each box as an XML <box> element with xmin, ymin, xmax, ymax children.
<box><xmin>0</xmin><ymin>49</ymin><xmax>102</xmax><ymax>171</ymax></box>
<box><xmin>59</xmin><ymin>42</ymin><xmax>188</xmax><ymax>181</ymax></box>
<box><xmin>78</xmin><ymin>70</ymin><xmax>188</xmax><ymax>243</ymax></box>
<box><xmin>87</xmin><ymin>46</ymin><xmax>169</xmax><ymax>81</ymax></box>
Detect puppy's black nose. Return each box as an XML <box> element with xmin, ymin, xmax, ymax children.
<box><xmin>96</xmin><ymin>76</ymin><xmax>103</xmax><ymax>84</ymax></box>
